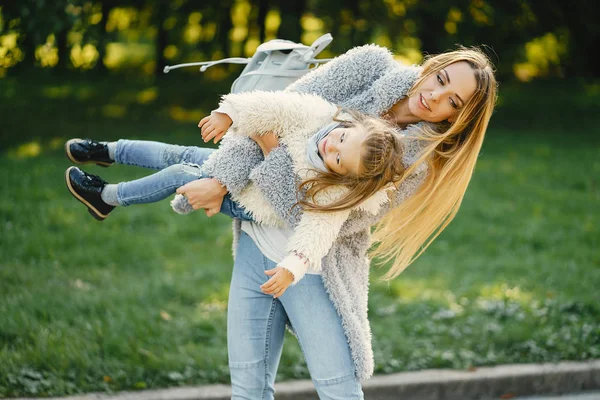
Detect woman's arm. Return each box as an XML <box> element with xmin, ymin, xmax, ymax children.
<box><xmin>200</xmin><ymin>134</ymin><xmax>265</xmax><ymax>196</ymax></box>
<box><xmin>285</xmin><ymin>44</ymin><xmax>396</xmax><ymax>104</ymax></box>
<box><xmin>248</xmin><ymin>146</ymin><xmax>302</xmax><ymax>227</ymax></box>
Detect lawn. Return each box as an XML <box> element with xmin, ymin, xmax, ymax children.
<box><xmin>0</xmin><ymin>73</ymin><xmax>598</xmax><ymax>397</ymax></box>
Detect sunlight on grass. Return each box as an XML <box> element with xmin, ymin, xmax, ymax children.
<box><xmin>42</xmin><ymin>85</ymin><xmax>73</xmax><ymax>99</ymax></box>
<box><xmin>384</xmin><ymin>277</ymin><xmax>451</xmax><ymax>302</ymax></box>
<box><xmin>69</xmin><ymin>279</ymin><xmax>93</xmax><ymax>292</ymax></box>
<box><xmin>478</xmin><ymin>283</ymin><xmax>534</xmax><ymax>303</ymax></box>
<box><xmin>75</xmin><ymin>86</ymin><xmax>95</xmax><ymax>100</ymax></box>
<box><xmin>169</xmin><ymin>105</ymin><xmax>203</xmax><ymax>122</ymax></box>
<box><xmin>102</xmin><ymin>104</ymin><xmax>127</xmax><ymax>118</ymax></box>
<box><xmin>136</xmin><ymin>87</ymin><xmax>158</xmax><ymax>104</ymax></box>
<box><xmin>10</xmin><ymin>141</ymin><xmax>42</xmax><ymax>159</ymax></box>
<box><xmin>196</xmin><ymin>298</ymin><xmax>227</xmax><ymax>318</ymax></box>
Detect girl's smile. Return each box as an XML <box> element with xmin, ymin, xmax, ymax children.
<box><xmin>320</xmin><ymin>137</ymin><xmax>328</xmax><ymax>156</ymax></box>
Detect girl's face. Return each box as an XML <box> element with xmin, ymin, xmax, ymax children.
<box><xmin>318</xmin><ymin>124</ymin><xmax>365</xmax><ymax>176</ymax></box>
<box><xmin>407</xmin><ymin>61</ymin><xmax>478</xmax><ymax>123</ymax></box>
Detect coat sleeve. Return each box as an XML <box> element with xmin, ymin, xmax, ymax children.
<box><xmin>218</xmin><ymin>90</ymin><xmax>334</xmax><ymax>137</ymax></box>
<box><xmin>248</xmin><ymin>145</ymin><xmax>301</xmax><ymax>227</ymax></box>
<box><xmin>281</xmin><ymin>207</ymin><xmax>352</xmax><ymax>282</ymax></box>
<box><xmin>285</xmin><ymin>44</ymin><xmax>396</xmax><ymax>104</ymax></box>
<box><xmin>282</xmin><ymin>184</ymin><xmax>351</xmax><ymax>274</ymax></box>
<box><xmin>200</xmin><ymin>134</ymin><xmax>264</xmax><ymax>196</ymax></box>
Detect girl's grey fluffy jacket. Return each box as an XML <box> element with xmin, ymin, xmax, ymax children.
<box><xmin>201</xmin><ymin>44</ymin><xmax>427</xmax><ymax>379</ymax></box>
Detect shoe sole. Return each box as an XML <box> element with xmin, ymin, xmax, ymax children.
<box><xmin>65</xmin><ymin>166</ymin><xmax>109</xmax><ymax>221</ymax></box>
<box><xmin>65</xmin><ymin>138</ymin><xmax>114</xmax><ymax>167</ymax></box>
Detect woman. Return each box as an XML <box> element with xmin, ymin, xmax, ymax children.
<box><xmin>119</xmin><ymin>44</ymin><xmax>495</xmax><ymax>399</ymax></box>
<box><xmin>168</xmin><ymin>44</ymin><xmax>497</xmax><ymax>399</ymax></box>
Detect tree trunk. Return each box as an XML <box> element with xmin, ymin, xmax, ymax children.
<box><xmin>277</xmin><ymin>0</ymin><xmax>305</xmax><ymax>42</ymax></box>
<box><xmin>257</xmin><ymin>0</ymin><xmax>269</xmax><ymax>43</ymax></box>
<box><xmin>154</xmin><ymin>1</ymin><xmax>169</xmax><ymax>77</ymax></box>
<box><xmin>96</xmin><ymin>2</ymin><xmax>112</xmax><ymax>74</ymax></box>
<box><xmin>218</xmin><ymin>1</ymin><xmax>234</xmax><ymax>57</ymax></box>
<box><xmin>55</xmin><ymin>28</ymin><xmax>69</xmax><ymax>72</ymax></box>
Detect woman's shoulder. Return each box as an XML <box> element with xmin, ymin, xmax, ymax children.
<box><xmin>343</xmin><ymin>43</ymin><xmax>395</xmax><ymax>61</ymax></box>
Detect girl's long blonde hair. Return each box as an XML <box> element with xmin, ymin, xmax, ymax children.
<box><xmin>371</xmin><ymin>46</ymin><xmax>498</xmax><ymax>280</ymax></box>
<box><xmin>298</xmin><ymin>109</ymin><xmax>406</xmax><ymax>213</ymax></box>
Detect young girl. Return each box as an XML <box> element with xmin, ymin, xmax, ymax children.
<box><xmin>65</xmin><ymin>90</ymin><xmax>406</xmax><ymax>290</ymax></box>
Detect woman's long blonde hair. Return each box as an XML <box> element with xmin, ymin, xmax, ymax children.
<box><xmin>298</xmin><ymin>109</ymin><xmax>406</xmax><ymax>213</ymax></box>
<box><xmin>371</xmin><ymin>46</ymin><xmax>498</xmax><ymax>280</ymax></box>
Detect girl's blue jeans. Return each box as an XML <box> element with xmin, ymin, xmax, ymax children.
<box><xmin>228</xmin><ymin>231</ymin><xmax>364</xmax><ymax>399</ymax></box>
<box><xmin>113</xmin><ymin>139</ymin><xmax>251</xmax><ymax>220</ymax></box>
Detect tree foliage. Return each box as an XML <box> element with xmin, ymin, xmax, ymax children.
<box><xmin>0</xmin><ymin>0</ymin><xmax>596</xmax><ymax>79</ymax></box>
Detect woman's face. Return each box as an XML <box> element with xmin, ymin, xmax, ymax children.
<box><xmin>408</xmin><ymin>61</ymin><xmax>478</xmax><ymax>123</ymax></box>
<box><xmin>318</xmin><ymin>125</ymin><xmax>365</xmax><ymax>176</ymax></box>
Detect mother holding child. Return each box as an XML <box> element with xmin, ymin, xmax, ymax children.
<box><xmin>65</xmin><ymin>43</ymin><xmax>497</xmax><ymax>399</ymax></box>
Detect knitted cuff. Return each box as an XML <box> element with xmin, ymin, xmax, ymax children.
<box><xmin>278</xmin><ymin>253</ymin><xmax>309</xmax><ymax>285</ymax></box>
<box><xmin>212</xmin><ymin>104</ymin><xmax>237</xmax><ymax>129</ymax></box>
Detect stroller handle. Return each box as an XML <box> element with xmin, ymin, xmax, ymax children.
<box><xmin>163</xmin><ymin>58</ymin><xmax>252</xmax><ymax>74</ymax></box>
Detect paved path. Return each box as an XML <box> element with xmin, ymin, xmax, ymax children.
<box><xmin>516</xmin><ymin>392</ymin><xmax>600</xmax><ymax>399</ymax></box>
<box><xmin>14</xmin><ymin>360</ymin><xmax>600</xmax><ymax>400</ymax></box>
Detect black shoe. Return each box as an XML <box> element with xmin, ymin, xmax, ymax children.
<box><xmin>65</xmin><ymin>166</ymin><xmax>115</xmax><ymax>221</ymax></box>
<box><xmin>65</xmin><ymin>138</ymin><xmax>114</xmax><ymax>167</ymax></box>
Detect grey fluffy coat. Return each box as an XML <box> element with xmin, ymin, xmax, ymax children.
<box><xmin>201</xmin><ymin>44</ymin><xmax>428</xmax><ymax>379</ymax></box>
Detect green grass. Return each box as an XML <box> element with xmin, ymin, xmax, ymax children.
<box><xmin>0</xmin><ymin>74</ymin><xmax>599</xmax><ymax>397</ymax></box>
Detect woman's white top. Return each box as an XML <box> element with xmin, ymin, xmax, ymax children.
<box><xmin>240</xmin><ymin>220</ymin><xmax>321</xmax><ymax>275</ymax></box>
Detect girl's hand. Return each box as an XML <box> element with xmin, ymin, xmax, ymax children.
<box><xmin>260</xmin><ymin>267</ymin><xmax>294</xmax><ymax>298</ymax></box>
<box><xmin>199</xmin><ymin>112</ymin><xmax>233</xmax><ymax>144</ymax></box>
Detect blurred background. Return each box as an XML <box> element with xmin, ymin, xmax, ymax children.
<box><xmin>0</xmin><ymin>0</ymin><xmax>598</xmax><ymax>398</ymax></box>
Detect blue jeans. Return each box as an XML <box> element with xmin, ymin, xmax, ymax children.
<box><xmin>228</xmin><ymin>231</ymin><xmax>364</xmax><ymax>399</ymax></box>
<box><xmin>113</xmin><ymin>139</ymin><xmax>252</xmax><ymax>220</ymax></box>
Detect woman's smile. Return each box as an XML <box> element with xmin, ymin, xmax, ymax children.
<box><xmin>419</xmin><ymin>93</ymin><xmax>431</xmax><ymax>111</ymax></box>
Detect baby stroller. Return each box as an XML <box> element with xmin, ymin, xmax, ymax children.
<box><xmin>163</xmin><ymin>33</ymin><xmax>334</xmax><ymax>93</ymax></box>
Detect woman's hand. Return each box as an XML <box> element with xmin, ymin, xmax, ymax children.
<box><xmin>251</xmin><ymin>132</ymin><xmax>280</xmax><ymax>156</ymax></box>
<box><xmin>176</xmin><ymin>178</ymin><xmax>227</xmax><ymax>217</ymax></box>
<box><xmin>261</xmin><ymin>267</ymin><xmax>294</xmax><ymax>298</ymax></box>
<box><xmin>199</xmin><ymin>112</ymin><xmax>233</xmax><ymax>144</ymax></box>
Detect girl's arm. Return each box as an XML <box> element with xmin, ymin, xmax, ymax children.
<box><xmin>285</xmin><ymin>44</ymin><xmax>396</xmax><ymax>104</ymax></box>
<box><xmin>218</xmin><ymin>90</ymin><xmax>336</xmax><ymax>138</ymax></box>
<box><xmin>278</xmin><ymin>207</ymin><xmax>352</xmax><ymax>283</ymax></box>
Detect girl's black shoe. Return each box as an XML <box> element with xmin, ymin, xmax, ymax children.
<box><xmin>65</xmin><ymin>166</ymin><xmax>115</xmax><ymax>220</ymax></box>
<box><xmin>65</xmin><ymin>138</ymin><xmax>114</xmax><ymax>167</ymax></box>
